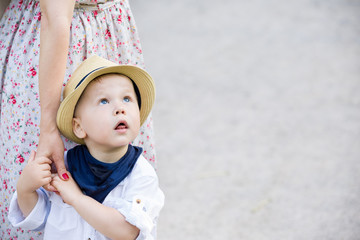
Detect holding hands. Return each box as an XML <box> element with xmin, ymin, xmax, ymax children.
<box><xmin>51</xmin><ymin>172</ymin><xmax>83</xmax><ymax>206</ymax></box>
<box><xmin>17</xmin><ymin>150</ymin><xmax>82</xmax><ymax>216</ymax></box>
<box><xmin>17</xmin><ymin>151</ymin><xmax>52</xmax><ymax>194</ymax></box>
<box><xmin>37</xmin><ymin>126</ymin><xmax>69</xmax><ymax>181</ymax></box>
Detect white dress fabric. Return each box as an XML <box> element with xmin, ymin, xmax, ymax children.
<box><xmin>0</xmin><ymin>0</ymin><xmax>156</xmax><ymax>238</ymax></box>
<box><xmin>8</xmin><ymin>154</ymin><xmax>164</xmax><ymax>240</ymax></box>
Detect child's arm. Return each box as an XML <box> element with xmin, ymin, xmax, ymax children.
<box><xmin>51</xmin><ymin>174</ymin><xmax>139</xmax><ymax>240</ymax></box>
<box><xmin>16</xmin><ymin>151</ymin><xmax>52</xmax><ymax>217</ymax></box>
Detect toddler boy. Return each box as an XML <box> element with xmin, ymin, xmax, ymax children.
<box><xmin>9</xmin><ymin>55</ymin><xmax>164</xmax><ymax>240</ymax></box>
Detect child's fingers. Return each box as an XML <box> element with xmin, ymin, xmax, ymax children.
<box><xmin>40</xmin><ymin>161</ymin><xmax>52</xmax><ymax>171</ymax></box>
<box><xmin>43</xmin><ymin>183</ymin><xmax>57</xmax><ymax>192</ymax></box>
<box><xmin>51</xmin><ymin>173</ymin><xmax>72</xmax><ymax>190</ymax></box>
<box><xmin>43</xmin><ymin>174</ymin><xmax>59</xmax><ymax>192</ymax></box>
<box><xmin>27</xmin><ymin>150</ymin><xmax>36</xmax><ymax>163</ymax></box>
<box><xmin>36</xmin><ymin>156</ymin><xmax>53</xmax><ymax>165</ymax></box>
<box><xmin>51</xmin><ymin>174</ymin><xmax>63</xmax><ymax>185</ymax></box>
<box><xmin>50</xmin><ymin>177</ymin><xmax>60</xmax><ymax>190</ymax></box>
<box><xmin>42</xmin><ymin>176</ymin><xmax>52</xmax><ymax>185</ymax></box>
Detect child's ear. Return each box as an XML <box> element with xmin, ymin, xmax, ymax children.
<box><xmin>72</xmin><ymin>118</ymin><xmax>86</xmax><ymax>139</ymax></box>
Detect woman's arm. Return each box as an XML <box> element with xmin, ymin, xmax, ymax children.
<box><xmin>37</xmin><ymin>0</ymin><xmax>76</xmax><ymax>182</ymax></box>
<box><xmin>52</xmin><ymin>174</ymin><xmax>140</xmax><ymax>240</ymax></box>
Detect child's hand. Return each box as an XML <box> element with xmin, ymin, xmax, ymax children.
<box><xmin>51</xmin><ymin>173</ymin><xmax>83</xmax><ymax>206</ymax></box>
<box><xmin>17</xmin><ymin>150</ymin><xmax>52</xmax><ymax>194</ymax></box>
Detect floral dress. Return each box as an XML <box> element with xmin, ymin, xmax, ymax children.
<box><xmin>0</xmin><ymin>0</ymin><xmax>156</xmax><ymax>239</ymax></box>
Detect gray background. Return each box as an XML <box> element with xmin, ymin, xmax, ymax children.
<box><xmin>0</xmin><ymin>0</ymin><xmax>10</xmax><ymax>17</ymax></box>
<box><xmin>132</xmin><ymin>0</ymin><xmax>360</xmax><ymax>239</ymax></box>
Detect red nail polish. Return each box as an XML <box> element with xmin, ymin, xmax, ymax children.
<box><xmin>62</xmin><ymin>173</ymin><xmax>69</xmax><ymax>180</ymax></box>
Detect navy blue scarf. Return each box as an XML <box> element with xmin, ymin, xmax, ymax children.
<box><xmin>67</xmin><ymin>144</ymin><xmax>142</xmax><ymax>203</ymax></box>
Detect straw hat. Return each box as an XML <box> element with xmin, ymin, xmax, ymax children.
<box><xmin>56</xmin><ymin>55</ymin><xmax>155</xmax><ymax>144</ymax></box>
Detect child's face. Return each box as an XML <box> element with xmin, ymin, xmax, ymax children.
<box><xmin>72</xmin><ymin>74</ymin><xmax>141</xmax><ymax>152</ymax></box>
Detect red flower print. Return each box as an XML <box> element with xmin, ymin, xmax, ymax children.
<box><xmin>17</xmin><ymin>0</ymin><xmax>23</xmax><ymax>11</ymax></box>
<box><xmin>117</xmin><ymin>15</ymin><xmax>122</xmax><ymax>23</ymax></box>
<box><xmin>35</xmin><ymin>12</ymin><xmax>41</xmax><ymax>21</ymax></box>
<box><xmin>9</xmin><ymin>95</ymin><xmax>16</xmax><ymax>104</ymax></box>
<box><xmin>29</xmin><ymin>67</ymin><xmax>37</xmax><ymax>76</ymax></box>
<box><xmin>105</xmin><ymin>29</ymin><xmax>111</xmax><ymax>39</ymax></box>
<box><xmin>16</xmin><ymin>154</ymin><xmax>25</xmax><ymax>164</ymax></box>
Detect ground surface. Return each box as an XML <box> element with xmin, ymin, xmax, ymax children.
<box><xmin>132</xmin><ymin>1</ymin><xmax>360</xmax><ymax>239</ymax></box>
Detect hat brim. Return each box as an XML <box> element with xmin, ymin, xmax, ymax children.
<box><xmin>57</xmin><ymin>65</ymin><xmax>155</xmax><ymax>145</ymax></box>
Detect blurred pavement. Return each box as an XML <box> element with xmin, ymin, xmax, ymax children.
<box><xmin>132</xmin><ymin>0</ymin><xmax>360</xmax><ymax>239</ymax></box>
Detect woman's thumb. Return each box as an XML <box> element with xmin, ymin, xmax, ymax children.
<box><xmin>53</xmin><ymin>156</ymin><xmax>69</xmax><ymax>181</ymax></box>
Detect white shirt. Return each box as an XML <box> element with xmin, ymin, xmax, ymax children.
<box><xmin>8</xmin><ymin>154</ymin><xmax>164</xmax><ymax>240</ymax></box>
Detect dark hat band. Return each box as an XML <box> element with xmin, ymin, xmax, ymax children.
<box><xmin>75</xmin><ymin>66</ymin><xmax>105</xmax><ymax>89</ymax></box>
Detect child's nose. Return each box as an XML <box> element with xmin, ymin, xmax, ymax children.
<box><xmin>114</xmin><ymin>106</ymin><xmax>125</xmax><ymax>115</ymax></box>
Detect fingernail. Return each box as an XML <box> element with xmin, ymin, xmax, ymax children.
<box><xmin>62</xmin><ymin>173</ymin><xmax>69</xmax><ymax>180</ymax></box>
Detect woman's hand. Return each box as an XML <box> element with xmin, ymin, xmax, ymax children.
<box><xmin>37</xmin><ymin>127</ymin><xmax>69</xmax><ymax>190</ymax></box>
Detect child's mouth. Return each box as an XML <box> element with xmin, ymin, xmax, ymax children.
<box><xmin>115</xmin><ymin>121</ymin><xmax>128</xmax><ymax>130</ymax></box>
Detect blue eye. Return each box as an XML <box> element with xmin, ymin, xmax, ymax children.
<box><xmin>123</xmin><ymin>97</ymin><xmax>130</xmax><ymax>103</ymax></box>
<box><xmin>100</xmin><ymin>99</ymin><xmax>109</xmax><ymax>105</ymax></box>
